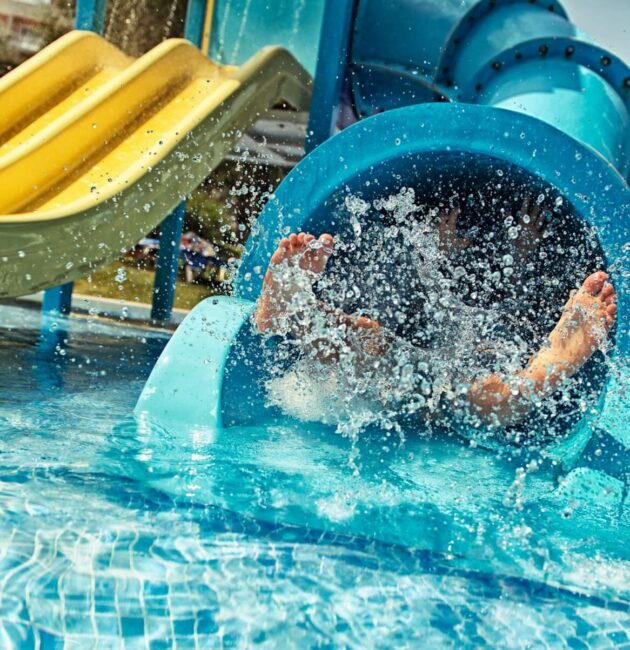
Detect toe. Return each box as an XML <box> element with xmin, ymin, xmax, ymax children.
<box><xmin>447</xmin><ymin>207</ymin><xmax>460</xmax><ymax>226</ymax></box>
<box><xmin>604</xmin><ymin>302</ymin><xmax>616</xmax><ymax>329</ymax></box>
<box><xmin>319</xmin><ymin>234</ymin><xmax>334</xmax><ymax>250</ymax></box>
<box><xmin>584</xmin><ymin>271</ymin><xmax>608</xmax><ymax>296</ymax></box>
<box><xmin>605</xmin><ymin>290</ymin><xmax>618</xmax><ymax>307</ymax></box>
<box><xmin>601</xmin><ymin>282</ymin><xmax>614</xmax><ymax>300</ymax></box>
<box><xmin>355</xmin><ymin>315</ymin><xmax>380</xmax><ymax>329</ymax></box>
<box><xmin>270</xmin><ymin>239</ymin><xmax>291</xmax><ymax>265</ymax></box>
<box><xmin>563</xmin><ymin>288</ymin><xmax>578</xmax><ymax>310</ymax></box>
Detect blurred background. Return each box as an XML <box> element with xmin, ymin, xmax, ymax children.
<box><xmin>563</xmin><ymin>0</ymin><xmax>628</xmax><ymax>62</ymax></box>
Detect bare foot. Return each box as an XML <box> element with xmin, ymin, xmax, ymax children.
<box><xmin>530</xmin><ymin>270</ymin><xmax>616</xmax><ymax>383</ymax></box>
<box><xmin>468</xmin><ymin>271</ymin><xmax>616</xmax><ymax>427</ymax></box>
<box><xmin>256</xmin><ymin>232</ymin><xmax>334</xmax><ymax>333</ymax></box>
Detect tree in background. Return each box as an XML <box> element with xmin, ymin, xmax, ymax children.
<box><xmin>0</xmin><ymin>0</ymin><xmax>73</xmax><ymax>74</ymax></box>
<box><xmin>185</xmin><ymin>161</ymin><xmax>288</xmax><ymax>265</ymax></box>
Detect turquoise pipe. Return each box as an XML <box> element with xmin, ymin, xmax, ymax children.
<box><xmin>305</xmin><ymin>0</ymin><xmax>355</xmax><ymax>152</ymax></box>
<box><xmin>137</xmin><ymin>103</ymin><xmax>629</xmax><ymax>467</ymax></box>
<box><xmin>351</xmin><ymin>0</ymin><xmax>565</xmax><ymax>115</ymax></box>
<box><xmin>136</xmin><ymin>0</ymin><xmax>629</xmax><ymax>472</ymax></box>
<box><xmin>351</xmin><ymin>0</ymin><xmax>630</xmax><ymax>181</ymax></box>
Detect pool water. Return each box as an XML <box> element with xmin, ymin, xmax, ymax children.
<box><xmin>0</xmin><ymin>303</ymin><xmax>628</xmax><ymax>649</ymax></box>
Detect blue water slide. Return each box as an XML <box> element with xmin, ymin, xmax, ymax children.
<box><xmin>350</xmin><ymin>0</ymin><xmax>568</xmax><ymax>113</ymax></box>
<box><xmin>351</xmin><ymin>0</ymin><xmax>630</xmax><ymax>177</ymax></box>
<box><xmin>136</xmin><ymin>0</ymin><xmax>629</xmax><ymax>480</ymax></box>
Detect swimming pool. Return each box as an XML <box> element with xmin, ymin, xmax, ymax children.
<box><xmin>0</xmin><ymin>303</ymin><xmax>628</xmax><ymax>648</ymax></box>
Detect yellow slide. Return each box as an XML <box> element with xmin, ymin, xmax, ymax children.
<box><xmin>0</xmin><ymin>31</ymin><xmax>311</xmax><ymax>298</ymax></box>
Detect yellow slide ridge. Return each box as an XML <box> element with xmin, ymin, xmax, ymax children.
<box><xmin>0</xmin><ymin>31</ymin><xmax>311</xmax><ymax>297</ymax></box>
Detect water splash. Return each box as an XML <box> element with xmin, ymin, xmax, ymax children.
<box><xmin>261</xmin><ymin>182</ymin><xmax>612</xmax><ymax>453</ymax></box>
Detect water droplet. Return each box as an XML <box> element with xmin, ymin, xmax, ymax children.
<box><xmin>453</xmin><ymin>266</ymin><xmax>466</xmax><ymax>279</ymax></box>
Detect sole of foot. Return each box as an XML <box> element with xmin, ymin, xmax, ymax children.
<box><xmin>256</xmin><ymin>233</ymin><xmax>334</xmax><ymax>333</ymax></box>
<box><xmin>546</xmin><ymin>270</ymin><xmax>617</xmax><ymax>373</ymax></box>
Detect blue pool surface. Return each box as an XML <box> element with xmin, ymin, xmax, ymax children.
<box><xmin>0</xmin><ymin>303</ymin><xmax>628</xmax><ymax>649</ymax></box>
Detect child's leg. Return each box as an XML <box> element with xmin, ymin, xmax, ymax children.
<box><xmin>468</xmin><ymin>271</ymin><xmax>616</xmax><ymax>427</ymax></box>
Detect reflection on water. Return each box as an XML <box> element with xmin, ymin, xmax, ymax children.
<box><xmin>0</xmin><ymin>299</ymin><xmax>627</xmax><ymax>647</ymax></box>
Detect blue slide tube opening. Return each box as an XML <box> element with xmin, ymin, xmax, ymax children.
<box><xmin>239</xmin><ymin>106</ymin><xmax>628</xmax><ymax>330</ymax></box>
<box><xmin>236</xmin><ymin>103</ymin><xmax>627</xmax><ymax>460</ymax></box>
<box><xmin>139</xmin><ymin>104</ymin><xmax>627</xmax><ymax>469</ymax></box>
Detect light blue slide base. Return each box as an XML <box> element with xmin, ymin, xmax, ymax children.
<box><xmin>135</xmin><ymin>296</ymin><xmax>256</xmax><ymax>433</ymax></box>
<box><xmin>130</xmin><ymin>296</ymin><xmax>628</xmax><ymax>593</ymax></box>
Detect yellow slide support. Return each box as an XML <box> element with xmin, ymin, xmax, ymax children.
<box><xmin>0</xmin><ymin>31</ymin><xmax>311</xmax><ymax>298</ymax></box>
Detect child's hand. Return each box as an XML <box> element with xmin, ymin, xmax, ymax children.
<box><xmin>437</xmin><ymin>207</ymin><xmax>470</xmax><ymax>254</ymax></box>
<box><xmin>512</xmin><ymin>197</ymin><xmax>548</xmax><ymax>264</ymax></box>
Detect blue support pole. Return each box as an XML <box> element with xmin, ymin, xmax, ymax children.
<box><xmin>75</xmin><ymin>0</ymin><xmax>107</xmax><ymax>32</ymax></box>
<box><xmin>184</xmin><ymin>0</ymin><xmax>206</xmax><ymax>44</ymax></box>
<box><xmin>151</xmin><ymin>203</ymin><xmax>186</xmax><ymax>321</ymax></box>
<box><xmin>41</xmin><ymin>0</ymin><xmax>108</xmax><ymax>317</ymax></box>
<box><xmin>151</xmin><ymin>0</ymin><xmax>209</xmax><ymax>322</ymax></box>
<box><xmin>305</xmin><ymin>0</ymin><xmax>356</xmax><ymax>153</ymax></box>
<box><xmin>42</xmin><ymin>281</ymin><xmax>74</xmax><ymax>315</ymax></box>
<box><xmin>41</xmin><ymin>283</ymin><xmax>74</xmax><ymax>316</ymax></box>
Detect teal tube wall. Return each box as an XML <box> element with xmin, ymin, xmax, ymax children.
<box><xmin>351</xmin><ymin>0</ymin><xmax>630</xmax><ymax>181</ymax></box>
<box><xmin>137</xmin><ymin>0</ymin><xmax>629</xmax><ymax>472</ymax></box>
